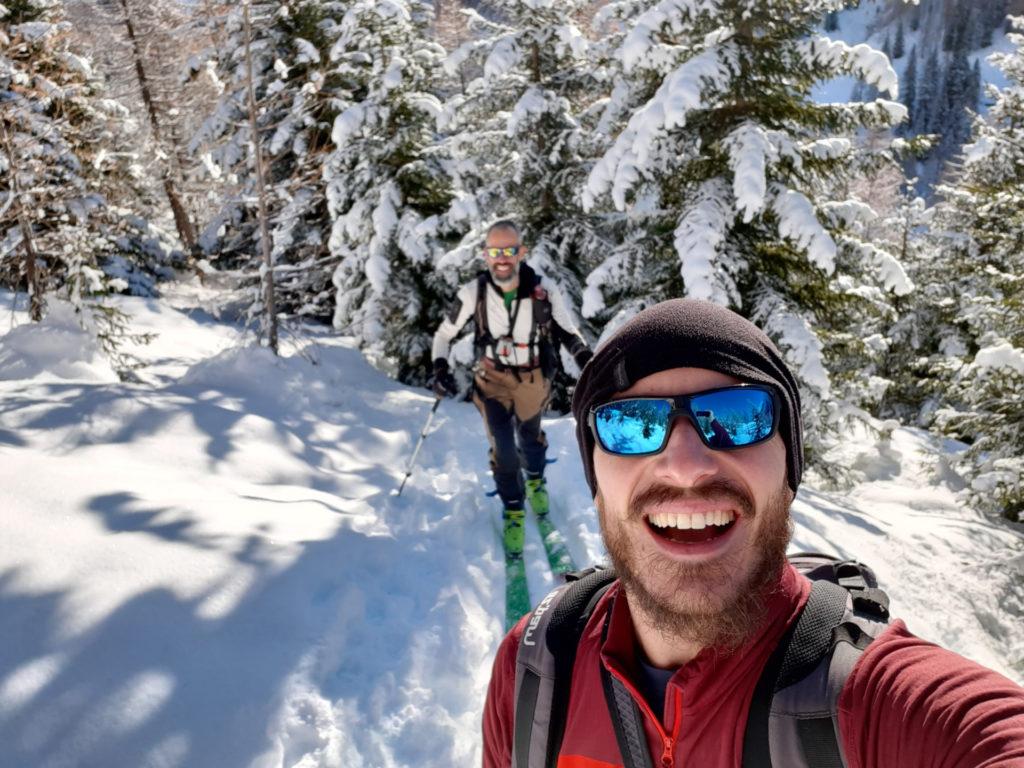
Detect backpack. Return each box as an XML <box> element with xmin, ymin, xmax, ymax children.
<box><xmin>474</xmin><ymin>270</ymin><xmax>557</xmax><ymax>376</ymax></box>
<box><xmin>511</xmin><ymin>553</ymin><xmax>891</xmax><ymax>768</ymax></box>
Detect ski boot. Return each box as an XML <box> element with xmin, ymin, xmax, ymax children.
<box><xmin>525</xmin><ymin>476</ymin><xmax>549</xmax><ymax>518</ymax></box>
<box><xmin>503</xmin><ymin>508</ymin><xmax>526</xmax><ymax>557</ymax></box>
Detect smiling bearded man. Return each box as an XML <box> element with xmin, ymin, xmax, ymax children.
<box><xmin>481</xmin><ymin>298</ymin><xmax>1024</xmax><ymax>768</ymax></box>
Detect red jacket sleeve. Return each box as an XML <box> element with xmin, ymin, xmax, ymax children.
<box><xmin>839</xmin><ymin>620</ymin><xmax>1024</xmax><ymax>768</ymax></box>
<box><xmin>483</xmin><ymin>619</ymin><xmax>526</xmax><ymax>768</ymax></box>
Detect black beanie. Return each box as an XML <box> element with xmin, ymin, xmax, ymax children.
<box><xmin>571</xmin><ymin>299</ymin><xmax>803</xmax><ymax>495</ymax></box>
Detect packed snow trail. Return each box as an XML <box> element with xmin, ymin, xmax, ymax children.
<box><xmin>0</xmin><ymin>285</ymin><xmax>1022</xmax><ymax>768</ymax></box>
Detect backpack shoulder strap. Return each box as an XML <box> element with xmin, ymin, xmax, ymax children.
<box><xmin>527</xmin><ymin>272</ymin><xmax>552</xmax><ymax>365</ymax></box>
<box><xmin>475</xmin><ymin>271</ymin><xmax>493</xmax><ymax>351</ymax></box>
<box><xmin>530</xmin><ymin>275</ymin><xmax>552</xmax><ymax>330</ymax></box>
<box><xmin>513</xmin><ymin>567</ymin><xmax>617</xmax><ymax>768</ymax></box>
<box><xmin>601</xmin><ymin>665</ymin><xmax>655</xmax><ymax>768</ymax></box>
<box><xmin>743</xmin><ymin>557</ymin><xmax>891</xmax><ymax>768</ymax></box>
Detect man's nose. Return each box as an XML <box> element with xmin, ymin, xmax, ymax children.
<box><xmin>651</xmin><ymin>415</ymin><xmax>718</xmax><ymax>487</ymax></box>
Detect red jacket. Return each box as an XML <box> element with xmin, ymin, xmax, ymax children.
<box><xmin>483</xmin><ymin>564</ymin><xmax>1024</xmax><ymax>768</ymax></box>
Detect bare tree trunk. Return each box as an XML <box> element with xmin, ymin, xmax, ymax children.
<box><xmin>1</xmin><ymin>121</ymin><xmax>44</xmax><ymax>321</ymax></box>
<box><xmin>117</xmin><ymin>0</ymin><xmax>197</xmax><ymax>251</ymax></box>
<box><xmin>243</xmin><ymin>1</ymin><xmax>278</xmax><ymax>354</ymax></box>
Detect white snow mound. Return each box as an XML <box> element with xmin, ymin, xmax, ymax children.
<box><xmin>0</xmin><ymin>302</ymin><xmax>118</xmax><ymax>383</ymax></box>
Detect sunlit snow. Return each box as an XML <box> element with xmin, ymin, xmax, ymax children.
<box><xmin>0</xmin><ymin>283</ymin><xmax>1022</xmax><ymax>767</ymax></box>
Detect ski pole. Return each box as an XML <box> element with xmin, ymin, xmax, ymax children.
<box><xmin>395</xmin><ymin>395</ymin><xmax>443</xmax><ymax>497</ymax></box>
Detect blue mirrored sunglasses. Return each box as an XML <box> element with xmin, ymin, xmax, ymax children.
<box><xmin>589</xmin><ymin>385</ymin><xmax>780</xmax><ymax>456</ymax></box>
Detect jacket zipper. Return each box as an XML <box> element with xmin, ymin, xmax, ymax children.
<box><xmin>605</xmin><ymin>664</ymin><xmax>683</xmax><ymax>768</ymax></box>
<box><xmin>660</xmin><ymin>688</ymin><xmax>683</xmax><ymax>768</ymax></box>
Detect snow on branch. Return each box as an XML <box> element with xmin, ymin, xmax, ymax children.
<box><xmin>585</xmin><ymin>42</ymin><xmax>735</xmax><ymax>211</ymax></box>
<box><xmin>974</xmin><ymin>343</ymin><xmax>1024</xmax><ymax>375</ymax></box>
<box><xmin>484</xmin><ymin>35</ymin><xmax>521</xmax><ymax>81</ymax></box>
<box><xmin>842</xmin><ymin>240</ymin><xmax>913</xmax><ymax>296</ymax></box>
<box><xmin>769</xmin><ymin>183</ymin><xmax>836</xmax><ymax>274</ymax></box>
<box><xmin>723</xmin><ymin>122</ymin><xmax>773</xmax><ymax>222</ymax></box>
<box><xmin>801</xmin><ymin>35</ymin><xmax>898</xmax><ymax>99</ymax></box>
<box><xmin>674</xmin><ymin>178</ymin><xmax>733</xmax><ymax>303</ymax></box>
<box><xmin>753</xmin><ymin>295</ymin><xmax>832</xmax><ymax>399</ymax></box>
<box><xmin>620</xmin><ymin>0</ymin><xmax>720</xmax><ymax>73</ymax></box>
<box><xmin>364</xmin><ymin>183</ymin><xmax>400</xmax><ymax>292</ymax></box>
<box><xmin>507</xmin><ymin>87</ymin><xmax>573</xmax><ymax>137</ymax></box>
<box><xmin>820</xmin><ymin>200</ymin><xmax>875</xmax><ymax>229</ymax></box>
<box><xmin>800</xmin><ymin>137</ymin><xmax>852</xmax><ymax>161</ymax></box>
<box><xmin>443</xmin><ymin>40</ymin><xmax>480</xmax><ymax>76</ymax></box>
<box><xmin>333</xmin><ymin>104</ymin><xmax>372</xmax><ymax>147</ymax></box>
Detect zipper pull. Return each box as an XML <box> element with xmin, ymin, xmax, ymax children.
<box><xmin>661</xmin><ymin>737</ymin><xmax>674</xmax><ymax>768</ymax></box>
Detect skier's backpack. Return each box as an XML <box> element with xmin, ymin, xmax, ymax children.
<box><xmin>511</xmin><ymin>553</ymin><xmax>891</xmax><ymax>768</ymax></box>
<box><xmin>474</xmin><ymin>271</ymin><xmax>555</xmax><ymax>375</ymax></box>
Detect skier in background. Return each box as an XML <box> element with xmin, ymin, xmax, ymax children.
<box><xmin>431</xmin><ymin>220</ymin><xmax>592</xmax><ymax>562</ymax></box>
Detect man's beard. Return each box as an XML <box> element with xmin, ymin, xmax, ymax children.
<box><xmin>597</xmin><ymin>477</ymin><xmax>793</xmax><ymax>653</ymax></box>
<box><xmin>489</xmin><ymin>263</ymin><xmax>518</xmax><ymax>288</ymax></box>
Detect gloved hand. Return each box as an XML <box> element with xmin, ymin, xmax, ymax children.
<box><xmin>573</xmin><ymin>348</ymin><xmax>593</xmax><ymax>372</ymax></box>
<box><xmin>431</xmin><ymin>359</ymin><xmax>457</xmax><ymax>398</ymax></box>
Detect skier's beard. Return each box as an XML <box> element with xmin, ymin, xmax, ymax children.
<box><xmin>597</xmin><ymin>478</ymin><xmax>792</xmax><ymax>652</ymax></box>
<box><xmin>489</xmin><ymin>262</ymin><xmax>518</xmax><ymax>289</ymax></box>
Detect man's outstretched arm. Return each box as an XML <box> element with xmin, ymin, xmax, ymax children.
<box><xmin>840</xmin><ymin>620</ymin><xmax>1024</xmax><ymax>768</ymax></box>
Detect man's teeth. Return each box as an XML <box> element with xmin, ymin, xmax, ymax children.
<box><xmin>648</xmin><ymin>510</ymin><xmax>736</xmax><ymax>530</ymax></box>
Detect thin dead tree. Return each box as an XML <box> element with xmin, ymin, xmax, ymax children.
<box><xmin>242</xmin><ymin>0</ymin><xmax>278</xmax><ymax>354</ymax></box>
<box><xmin>1</xmin><ymin>119</ymin><xmax>44</xmax><ymax>321</ymax></box>
<box><xmin>116</xmin><ymin>0</ymin><xmax>197</xmax><ymax>251</ymax></box>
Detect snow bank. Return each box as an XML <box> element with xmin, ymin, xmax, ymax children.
<box><xmin>0</xmin><ymin>302</ymin><xmax>118</xmax><ymax>383</ymax></box>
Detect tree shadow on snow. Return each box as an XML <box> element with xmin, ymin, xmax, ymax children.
<box><xmin>0</xmin><ymin>509</ymin><xmax>487</xmax><ymax>768</ymax></box>
<box><xmin>794</xmin><ymin>488</ymin><xmax>888</xmax><ymax>538</ymax></box>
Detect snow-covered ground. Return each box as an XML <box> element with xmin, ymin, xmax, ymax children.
<box><xmin>1</xmin><ymin>283</ymin><xmax>1022</xmax><ymax>768</ymax></box>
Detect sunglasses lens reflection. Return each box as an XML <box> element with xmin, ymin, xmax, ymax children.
<box><xmin>593</xmin><ymin>388</ymin><xmax>776</xmax><ymax>455</ymax></box>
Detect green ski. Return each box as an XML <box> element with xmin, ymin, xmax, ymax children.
<box><xmin>503</xmin><ymin>509</ymin><xmax>531</xmax><ymax>630</ymax></box>
<box><xmin>526</xmin><ymin>477</ymin><xmax>577</xmax><ymax>576</ymax></box>
<box><xmin>535</xmin><ymin>515</ymin><xmax>577</xmax><ymax>575</ymax></box>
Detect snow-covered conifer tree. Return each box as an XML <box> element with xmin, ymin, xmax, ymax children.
<box><xmin>74</xmin><ymin>0</ymin><xmax>224</xmax><ymax>255</ymax></box>
<box><xmin>0</xmin><ymin>0</ymin><xmax>163</xmax><ymax>372</ymax></box>
<box><xmin>917</xmin><ymin>47</ymin><xmax>941</xmax><ymax>134</ymax></box>
<box><xmin>928</xmin><ymin>18</ymin><xmax>1024</xmax><ymax>520</ymax></box>
<box><xmin>192</xmin><ymin>0</ymin><xmax>339</xmax><ymax>324</ymax></box>
<box><xmin>893</xmin><ymin>19</ymin><xmax>906</xmax><ymax>60</ymax></box>
<box><xmin>901</xmin><ymin>45</ymin><xmax>918</xmax><ymax>132</ymax></box>
<box><xmin>1</xmin><ymin>0</ymin><xmax>133</xmax><ymax>314</ymax></box>
<box><xmin>872</xmin><ymin>190</ymin><xmax>940</xmax><ymax>422</ymax></box>
<box><xmin>325</xmin><ymin>0</ymin><xmax>455</xmax><ymax>381</ymax></box>
<box><xmin>582</xmin><ymin>0</ymin><xmax>917</xmax><ymax>475</ymax></box>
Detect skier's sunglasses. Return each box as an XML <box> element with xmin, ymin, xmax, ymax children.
<box><xmin>589</xmin><ymin>385</ymin><xmax>780</xmax><ymax>456</ymax></box>
<box><xmin>483</xmin><ymin>246</ymin><xmax>521</xmax><ymax>259</ymax></box>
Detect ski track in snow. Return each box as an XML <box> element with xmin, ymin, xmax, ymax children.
<box><xmin>0</xmin><ymin>284</ymin><xmax>1021</xmax><ymax>768</ymax></box>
